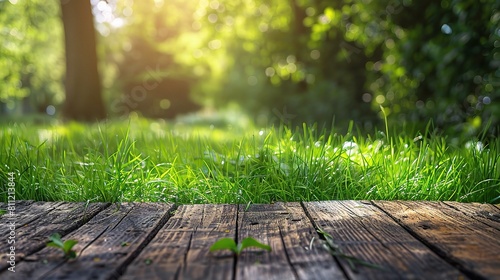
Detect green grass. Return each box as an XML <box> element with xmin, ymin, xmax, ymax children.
<box><xmin>1</xmin><ymin>114</ymin><xmax>499</xmax><ymax>204</ymax></box>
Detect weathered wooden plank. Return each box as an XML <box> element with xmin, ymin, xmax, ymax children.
<box><xmin>0</xmin><ymin>201</ymin><xmax>108</xmax><ymax>271</ymax></box>
<box><xmin>2</xmin><ymin>203</ymin><xmax>125</xmax><ymax>279</ymax></box>
<box><xmin>122</xmin><ymin>204</ymin><xmax>237</xmax><ymax>280</ymax></box>
<box><xmin>443</xmin><ymin>201</ymin><xmax>500</xmax><ymax>231</ymax></box>
<box><xmin>1</xmin><ymin>200</ymin><xmax>497</xmax><ymax>279</ymax></box>
<box><xmin>236</xmin><ymin>202</ymin><xmax>346</xmax><ymax>280</ymax></box>
<box><xmin>4</xmin><ymin>203</ymin><xmax>174</xmax><ymax>280</ymax></box>
<box><xmin>0</xmin><ymin>200</ymin><xmax>35</xmax><ymax>223</ymax></box>
<box><xmin>303</xmin><ymin>200</ymin><xmax>465</xmax><ymax>280</ymax></box>
<box><xmin>0</xmin><ymin>201</ymin><xmax>61</xmax><ymax>236</ymax></box>
<box><xmin>373</xmin><ymin>200</ymin><xmax>500</xmax><ymax>279</ymax></box>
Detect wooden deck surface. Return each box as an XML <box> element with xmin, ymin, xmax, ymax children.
<box><xmin>0</xmin><ymin>200</ymin><xmax>499</xmax><ymax>279</ymax></box>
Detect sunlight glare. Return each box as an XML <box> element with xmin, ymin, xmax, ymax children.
<box><xmin>111</xmin><ymin>17</ymin><xmax>125</xmax><ymax>28</ymax></box>
<box><xmin>154</xmin><ymin>0</ymin><xmax>165</xmax><ymax>8</ymax></box>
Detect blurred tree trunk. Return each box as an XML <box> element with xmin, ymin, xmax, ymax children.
<box><xmin>290</xmin><ymin>0</ymin><xmax>309</xmax><ymax>93</ymax></box>
<box><xmin>60</xmin><ymin>0</ymin><xmax>106</xmax><ymax>121</ymax></box>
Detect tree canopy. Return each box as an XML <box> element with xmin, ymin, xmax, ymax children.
<box><xmin>0</xmin><ymin>0</ymin><xmax>64</xmax><ymax>114</ymax></box>
<box><xmin>1</xmin><ymin>0</ymin><xmax>498</xmax><ymax>135</ymax></box>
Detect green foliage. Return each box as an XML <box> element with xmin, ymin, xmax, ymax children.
<box><xmin>179</xmin><ymin>0</ymin><xmax>376</xmax><ymax>126</ymax></box>
<box><xmin>3</xmin><ymin>0</ymin><xmax>498</xmax><ymax>134</ymax></box>
<box><xmin>210</xmin><ymin>237</ymin><xmax>272</xmax><ymax>256</ymax></box>
<box><xmin>174</xmin><ymin>0</ymin><xmax>499</xmax><ymax>132</ymax></box>
<box><xmin>307</xmin><ymin>0</ymin><xmax>499</xmax><ymax>133</ymax></box>
<box><xmin>1</xmin><ymin>117</ymin><xmax>498</xmax><ymax>204</ymax></box>
<box><xmin>0</xmin><ymin>0</ymin><xmax>64</xmax><ymax>112</ymax></box>
<box><xmin>46</xmin><ymin>233</ymin><xmax>78</xmax><ymax>259</ymax></box>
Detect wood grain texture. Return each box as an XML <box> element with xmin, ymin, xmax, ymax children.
<box><xmin>236</xmin><ymin>202</ymin><xmax>345</xmax><ymax>280</ymax></box>
<box><xmin>443</xmin><ymin>201</ymin><xmax>500</xmax><ymax>231</ymax></box>
<box><xmin>7</xmin><ymin>203</ymin><xmax>174</xmax><ymax>280</ymax></box>
<box><xmin>373</xmin><ymin>200</ymin><xmax>500</xmax><ymax>279</ymax></box>
<box><xmin>0</xmin><ymin>200</ymin><xmax>498</xmax><ymax>279</ymax></box>
<box><xmin>303</xmin><ymin>200</ymin><xmax>465</xmax><ymax>280</ymax></box>
<box><xmin>0</xmin><ymin>201</ymin><xmax>108</xmax><ymax>271</ymax></box>
<box><xmin>0</xmin><ymin>200</ymin><xmax>36</xmax><ymax>228</ymax></box>
<box><xmin>122</xmin><ymin>204</ymin><xmax>237</xmax><ymax>280</ymax></box>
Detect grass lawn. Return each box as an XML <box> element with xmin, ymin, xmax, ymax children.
<box><xmin>1</xmin><ymin>113</ymin><xmax>499</xmax><ymax>204</ymax></box>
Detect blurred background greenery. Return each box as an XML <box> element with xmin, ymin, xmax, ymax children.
<box><xmin>1</xmin><ymin>0</ymin><xmax>499</xmax><ymax>137</ymax></box>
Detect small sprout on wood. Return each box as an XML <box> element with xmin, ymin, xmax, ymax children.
<box><xmin>210</xmin><ymin>237</ymin><xmax>271</xmax><ymax>256</ymax></box>
<box><xmin>46</xmin><ymin>233</ymin><xmax>78</xmax><ymax>259</ymax></box>
<box><xmin>308</xmin><ymin>236</ymin><xmax>315</xmax><ymax>251</ymax></box>
<box><xmin>121</xmin><ymin>242</ymin><xmax>130</xmax><ymax>247</ymax></box>
<box><xmin>244</xmin><ymin>201</ymin><xmax>252</xmax><ymax>211</ymax></box>
<box><xmin>316</xmin><ymin>228</ymin><xmax>383</xmax><ymax>272</ymax></box>
<box><xmin>0</xmin><ymin>209</ymin><xmax>6</xmax><ymax>216</ymax></box>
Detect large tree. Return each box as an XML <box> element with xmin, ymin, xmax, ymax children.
<box><xmin>60</xmin><ymin>0</ymin><xmax>106</xmax><ymax>121</ymax></box>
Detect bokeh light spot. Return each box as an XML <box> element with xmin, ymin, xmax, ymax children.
<box><xmin>208</xmin><ymin>14</ymin><xmax>218</xmax><ymax>23</ymax></box>
<box><xmin>375</xmin><ymin>95</ymin><xmax>385</xmax><ymax>104</ymax></box>
<box><xmin>265</xmin><ymin>67</ymin><xmax>275</xmax><ymax>77</ymax></box>
<box><xmin>46</xmin><ymin>105</ymin><xmax>56</xmax><ymax>116</ymax></box>
<box><xmin>247</xmin><ymin>76</ymin><xmax>258</xmax><ymax>86</ymax></box>
<box><xmin>208</xmin><ymin>39</ymin><xmax>222</xmax><ymax>49</ymax></box>
<box><xmin>441</xmin><ymin>24</ymin><xmax>452</xmax><ymax>34</ymax></box>
<box><xmin>160</xmin><ymin>99</ymin><xmax>171</xmax><ymax>109</ymax></box>
<box><xmin>310</xmin><ymin>50</ymin><xmax>320</xmax><ymax>60</ymax></box>
<box><xmin>362</xmin><ymin>93</ymin><xmax>372</xmax><ymax>103</ymax></box>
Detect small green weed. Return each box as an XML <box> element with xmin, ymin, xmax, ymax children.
<box><xmin>210</xmin><ymin>237</ymin><xmax>271</xmax><ymax>256</ymax></box>
<box><xmin>46</xmin><ymin>233</ymin><xmax>78</xmax><ymax>259</ymax></box>
<box><xmin>317</xmin><ymin>228</ymin><xmax>383</xmax><ymax>271</ymax></box>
